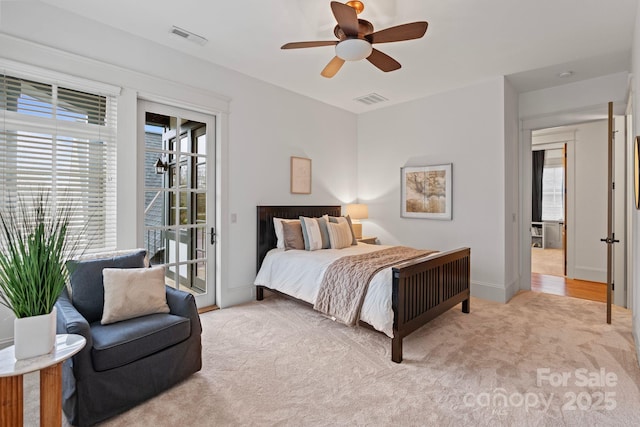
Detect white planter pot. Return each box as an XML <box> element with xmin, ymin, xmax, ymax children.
<box><xmin>13</xmin><ymin>306</ymin><xmax>57</xmax><ymax>360</ymax></box>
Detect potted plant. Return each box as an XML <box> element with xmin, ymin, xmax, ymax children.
<box><xmin>0</xmin><ymin>192</ymin><xmax>78</xmax><ymax>359</ymax></box>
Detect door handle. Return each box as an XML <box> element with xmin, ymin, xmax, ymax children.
<box><xmin>600</xmin><ymin>237</ymin><xmax>620</xmax><ymax>244</ymax></box>
<box><xmin>209</xmin><ymin>227</ymin><xmax>216</xmax><ymax>245</ymax></box>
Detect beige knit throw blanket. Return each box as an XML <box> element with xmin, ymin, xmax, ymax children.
<box><xmin>314</xmin><ymin>246</ymin><xmax>437</xmax><ymax>326</ymax></box>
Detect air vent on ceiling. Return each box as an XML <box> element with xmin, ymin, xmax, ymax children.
<box><xmin>354</xmin><ymin>93</ymin><xmax>388</xmax><ymax>106</ymax></box>
<box><xmin>170</xmin><ymin>26</ymin><xmax>208</xmax><ymax>46</ymax></box>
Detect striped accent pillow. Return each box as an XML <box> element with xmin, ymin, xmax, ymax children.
<box><xmin>327</xmin><ymin>221</ymin><xmax>353</xmax><ymax>249</ymax></box>
<box><xmin>328</xmin><ymin>215</ymin><xmax>357</xmax><ymax>245</ymax></box>
<box><xmin>300</xmin><ymin>217</ymin><xmax>330</xmax><ymax>251</ymax></box>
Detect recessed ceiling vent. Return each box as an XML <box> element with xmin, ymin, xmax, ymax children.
<box><xmin>170</xmin><ymin>26</ymin><xmax>208</xmax><ymax>46</ymax></box>
<box><xmin>354</xmin><ymin>93</ymin><xmax>388</xmax><ymax>106</ymax></box>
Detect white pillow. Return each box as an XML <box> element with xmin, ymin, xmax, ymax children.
<box><xmin>327</xmin><ymin>221</ymin><xmax>353</xmax><ymax>249</ymax></box>
<box><xmin>273</xmin><ymin>218</ymin><xmax>300</xmax><ymax>249</ymax></box>
<box><xmin>101</xmin><ymin>266</ymin><xmax>170</xmax><ymax>324</ymax></box>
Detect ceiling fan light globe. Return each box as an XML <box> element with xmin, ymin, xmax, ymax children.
<box><xmin>335</xmin><ymin>39</ymin><xmax>372</xmax><ymax>61</ymax></box>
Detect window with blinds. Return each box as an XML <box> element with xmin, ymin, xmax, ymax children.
<box><xmin>0</xmin><ymin>73</ymin><xmax>117</xmax><ymax>252</ymax></box>
<box><xmin>541</xmin><ymin>149</ymin><xmax>564</xmax><ymax>222</ymax></box>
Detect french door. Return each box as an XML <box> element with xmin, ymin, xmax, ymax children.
<box><xmin>138</xmin><ymin>101</ymin><xmax>216</xmax><ymax>308</ymax></box>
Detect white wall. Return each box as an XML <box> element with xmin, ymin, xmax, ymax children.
<box><xmin>0</xmin><ymin>2</ymin><xmax>357</xmax><ymax>344</ymax></box>
<box><xmin>504</xmin><ymin>78</ymin><xmax>521</xmax><ymax>296</ymax></box>
<box><xmin>357</xmin><ymin>77</ymin><xmax>514</xmax><ymax>302</ymax></box>
<box><xmin>519</xmin><ymin>72</ymin><xmax>630</xmax><ymax>119</ymax></box>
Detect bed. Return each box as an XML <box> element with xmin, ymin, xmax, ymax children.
<box><xmin>255</xmin><ymin>205</ymin><xmax>470</xmax><ymax>363</ymax></box>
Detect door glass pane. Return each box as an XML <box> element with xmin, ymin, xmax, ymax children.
<box><xmin>179</xmin><ymin>191</ymin><xmax>188</xmax><ymax>225</ymax></box>
<box><xmin>196</xmin><ymin>193</ymin><xmax>206</xmax><ymax>223</ymax></box>
<box><xmin>180</xmin><ymin>135</ymin><xmax>189</xmax><ymax>154</ymax></box>
<box><xmin>196</xmin><ymin>262</ymin><xmax>206</xmax><ymax>283</ymax></box>
<box><xmin>179</xmin><ymin>162</ymin><xmax>188</xmax><ymax>187</ymax></box>
<box><xmin>197</xmin><ymin>134</ymin><xmax>206</xmax><ymax>156</ymax></box>
<box><xmin>197</xmin><ymin>163</ymin><xmax>206</xmax><ymax>189</ymax></box>
<box><xmin>147</xmin><ymin>228</ymin><xmax>166</xmax><ymax>266</ymax></box>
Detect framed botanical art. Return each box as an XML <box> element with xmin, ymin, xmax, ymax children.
<box><xmin>290</xmin><ymin>156</ymin><xmax>311</xmax><ymax>194</ymax></box>
<box><xmin>401</xmin><ymin>163</ymin><xmax>452</xmax><ymax>220</ymax></box>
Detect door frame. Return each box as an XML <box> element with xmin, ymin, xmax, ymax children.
<box><xmin>519</xmin><ymin>103</ymin><xmax>629</xmax><ymax>309</ymax></box>
<box><xmin>137</xmin><ymin>99</ymin><xmax>219</xmax><ymax>308</ymax></box>
<box><xmin>528</xmin><ymin>129</ymin><xmax>576</xmax><ymax>279</ymax></box>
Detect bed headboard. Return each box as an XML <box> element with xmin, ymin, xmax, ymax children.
<box><xmin>256</xmin><ymin>205</ymin><xmax>341</xmax><ymax>272</ymax></box>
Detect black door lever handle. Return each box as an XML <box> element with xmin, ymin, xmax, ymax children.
<box><xmin>600</xmin><ymin>237</ymin><xmax>620</xmax><ymax>244</ymax></box>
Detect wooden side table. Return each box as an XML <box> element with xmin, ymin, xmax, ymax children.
<box><xmin>0</xmin><ymin>334</ymin><xmax>85</xmax><ymax>427</ymax></box>
<box><xmin>357</xmin><ymin>236</ymin><xmax>378</xmax><ymax>244</ymax></box>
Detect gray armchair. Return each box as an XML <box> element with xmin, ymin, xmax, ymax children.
<box><xmin>55</xmin><ymin>250</ymin><xmax>202</xmax><ymax>426</ymax></box>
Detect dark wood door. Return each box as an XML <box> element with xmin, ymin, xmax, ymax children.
<box><xmin>563</xmin><ymin>143</ymin><xmax>567</xmax><ymax>276</ymax></box>
<box><xmin>603</xmin><ymin>102</ymin><xmax>618</xmax><ymax>324</ymax></box>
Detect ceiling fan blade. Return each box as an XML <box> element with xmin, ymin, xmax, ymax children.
<box><xmin>366</xmin><ymin>22</ymin><xmax>428</xmax><ymax>44</ymax></box>
<box><xmin>331</xmin><ymin>1</ymin><xmax>359</xmax><ymax>37</ymax></box>
<box><xmin>321</xmin><ymin>56</ymin><xmax>346</xmax><ymax>78</ymax></box>
<box><xmin>281</xmin><ymin>41</ymin><xmax>338</xmax><ymax>49</ymax></box>
<box><xmin>366</xmin><ymin>48</ymin><xmax>401</xmax><ymax>72</ymax></box>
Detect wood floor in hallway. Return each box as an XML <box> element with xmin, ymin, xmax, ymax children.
<box><xmin>531</xmin><ymin>273</ymin><xmax>607</xmax><ymax>303</ymax></box>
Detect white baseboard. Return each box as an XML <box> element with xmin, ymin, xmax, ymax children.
<box><xmin>505</xmin><ymin>276</ymin><xmax>521</xmax><ymax>302</ymax></box>
<box><xmin>574</xmin><ymin>266</ymin><xmax>606</xmax><ymax>283</ymax></box>
<box><xmin>218</xmin><ymin>284</ymin><xmax>255</xmax><ymax>309</ymax></box>
<box><xmin>471</xmin><ymin>281</ymin><xmax>512</xmax><ymax>303</ymax></box>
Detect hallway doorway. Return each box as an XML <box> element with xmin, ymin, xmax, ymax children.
<box><xmin>528</xmin><ymin>119</ymin><xmax>623</xmax><ymax>305</ymax></box>
<box><xmin>530</xmin><ymin>131</ymin><xmax>567</xmax><ymax>281</ymax></box>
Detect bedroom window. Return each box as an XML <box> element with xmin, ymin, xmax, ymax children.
<box><xmin>0</xmin><ymin>72</ymin><xmax>117</xmax><ymax>252</ymax></box>
<box><xmin>541</xmin><ymin>150</ymin><xmax>564</xmax><ymax>222</ymax></box>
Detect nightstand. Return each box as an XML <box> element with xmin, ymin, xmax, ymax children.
<box><xmin>357</xmin><ymin>236</ymin><xmax>378</xmax><ymax>244</ymax></box>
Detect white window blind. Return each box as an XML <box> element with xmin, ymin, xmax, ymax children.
<box><xmin>541</xmin><ymin>150</ymin><xmax>564</xmax><ymax>222</ymax></box>
<box><xmin>0</xmin><ymin>73</ymin><xmax>117</xmax><ymax>253</ymax></box>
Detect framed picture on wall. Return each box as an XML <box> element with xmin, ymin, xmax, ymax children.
<box><xmin>290</xmin><ymin>156</ymin><xmax>312</xmax><ymax>194</ymax></box>
<box><xmin>401</xmin><ymin>163</ymin><xmax>452</xmax><ymax>220</ymax></box>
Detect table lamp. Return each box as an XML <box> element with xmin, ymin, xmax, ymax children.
<box><xmin>345</xmin><ymin>203</ymin><xmax>368</xmax><ymax>239</ymax></box>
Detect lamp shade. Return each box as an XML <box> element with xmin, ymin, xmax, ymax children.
<box><xmin>346</xmin><ymin>204</ymin><xmax>368</xmax><ymax>220</ymax></box>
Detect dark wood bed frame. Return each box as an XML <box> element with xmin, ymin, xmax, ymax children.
<box><xmin>255</xmin><ymin>205</ymin><xmax>471</xmax><ymax>363</ymax></box>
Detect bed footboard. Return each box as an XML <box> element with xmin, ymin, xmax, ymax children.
<box><xmin>391</xmin><ymin>247</ymin><xmax>470</xmax><ymax>363</ymax></box>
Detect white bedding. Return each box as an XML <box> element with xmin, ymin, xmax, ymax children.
<box><xmin>254</xmin><ymin>243</ymin><xmax>396</xmax><ymax>337</ymax></box>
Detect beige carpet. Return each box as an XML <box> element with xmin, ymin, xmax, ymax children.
<box><xmin>532</xmin><ymin>248</ymin><xmax>564</xmax><ymax>277</ymax></box>
<box><xmin>25</xmin><ymin>291</ymin><xmax>640</xmax><ymax>426</ymax></box>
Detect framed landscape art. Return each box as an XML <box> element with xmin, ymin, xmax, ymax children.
<box><xmin>401</xmin><ymin>163</ymin><xmax>452</xmax><ymax>220</ymax></box>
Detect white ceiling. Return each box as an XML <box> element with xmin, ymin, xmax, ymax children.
<box><xmin>38</xmin><ymin>0</ymin><xmax>638</xmax><ymax>114</ymax></box>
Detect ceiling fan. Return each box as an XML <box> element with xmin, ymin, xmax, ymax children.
<box><xmin>281</xmin><ymin>1</ymin><xmax>428</xmax><ymax>78</ymax></box>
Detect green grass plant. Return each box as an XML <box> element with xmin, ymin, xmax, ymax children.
<box><xmin>0</xmin><ymin>192</ymin><xmax>78</xmax><ymax>318</ymax></box>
